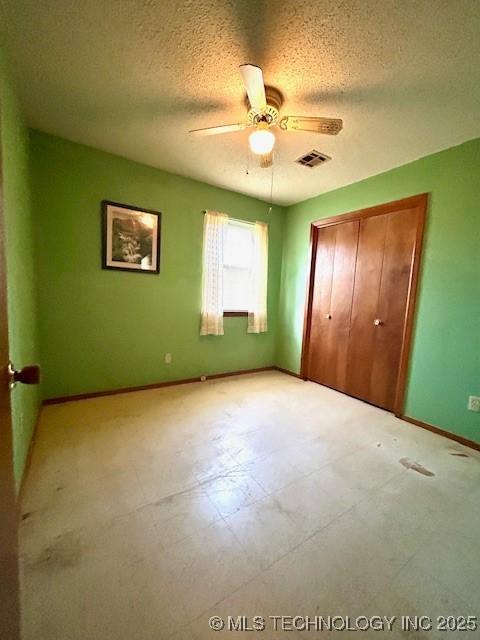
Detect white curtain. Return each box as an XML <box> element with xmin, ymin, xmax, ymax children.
<box><xmin>248</xmin><ymin>221</ymin><xmax>268</xmax><ymax>333</ymax></box>
<box><xmin>200</xmin><ymin>211</ymin><xmax>229</xmax><ymax>335</ymax></box>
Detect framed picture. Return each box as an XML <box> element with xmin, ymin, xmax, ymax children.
<box><xmin>102</xmin><ymin>200</ymin><xmax>161</xmax><ymax>273</ymax></box>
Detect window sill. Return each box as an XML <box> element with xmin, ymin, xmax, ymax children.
<box><xmin>223</xmin><ymin>311</ymin><xmax>248</xmax><ymax>317</ymax></box>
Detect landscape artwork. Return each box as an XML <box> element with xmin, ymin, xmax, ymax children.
<box><xmin>102</xmin><ymin>201</ymin><xmax>161</xmax><ymax>273</ymax></box>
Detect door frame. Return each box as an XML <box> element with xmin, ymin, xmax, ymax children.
<box><xmin>300</xmin><ymin>193</ymin><xmax>428</xmax><ymax>417</ymax></box>
<box><xmin>0</xmin><ymin>105</ymin><xmax>22</xmax><ymax>637</ymax></box>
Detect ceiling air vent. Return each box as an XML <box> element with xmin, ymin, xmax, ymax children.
<box><xmin>296</xmin><ymin>150</ymin><xmax>331</xmax><ymax>168</ymax></box>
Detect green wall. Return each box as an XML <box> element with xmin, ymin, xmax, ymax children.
<box><xmin>278</xmin><ymin>139</ymin><xmax>480</xmax><ymax>443</ymax></box>
<box><xmin>30</xmin><ymin>130</ymin><xmax>284</xmax><ymax>399</ymax></box>
<box><xmin>1</xmin><ymin>46</ymin><xmax>41</xmax><ymax>487</ymax></box>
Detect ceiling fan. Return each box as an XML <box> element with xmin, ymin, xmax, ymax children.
<box><xmin>189</xmin><ymin>64</ymin><xmax>343</xmax><ymax>168</ymax></box>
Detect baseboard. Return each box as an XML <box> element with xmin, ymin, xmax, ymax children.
<box><xmin>400</xmin><ymin>414</ymin><xmax>480</xmax><ymax>452</ymax></box>
<box><xmin>43</xmin><ymin>366</ymin><xmax>277</xmax><ymax>405</ymax></box>
<box><xmin>275</xmin><ymin>366</ymin><xmax>305</xmax><ymax>380</ymax></box>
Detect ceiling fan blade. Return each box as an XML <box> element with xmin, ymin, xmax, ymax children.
<box><xmin>239</xmin><ymin>64</ymin><xmax>267</xmax><ymax>112</ymax></box>
<box><xmin>279</xmin><ymin>116</ymin><xmax>343</xmax><ymax>135</ymax></box>
<box><xmin>189</xmin><ymin>123</ymin><xmax>248</xmax><ymax>136</ymax></box>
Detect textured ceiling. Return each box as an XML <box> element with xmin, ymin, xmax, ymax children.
<box><xmin>1</xmin><ymin>0</ymin><xmax>480</xmax><ymax>205</ymax></box>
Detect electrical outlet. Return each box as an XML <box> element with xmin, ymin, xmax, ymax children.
<box><xmin>164</xmin><ymin>353</ymin><xmax>172</xmax><ymax>364</ymax></box>
<box><xmin>468</xmin><ymin>395</ymin><xmax>480</xmax><ymax>412</ymax></box>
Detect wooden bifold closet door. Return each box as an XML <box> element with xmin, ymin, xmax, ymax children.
<box><xmin>307</xmin><ymin>220</ymin><xmax>358</xmax><ymax>393</ymax></box>
<box><xmin>303</xmin><ymin>195</ymin><xmax>427</xmax><ymax>415</ymax></box>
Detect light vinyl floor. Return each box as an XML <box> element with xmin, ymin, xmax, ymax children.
<box><xmin>20</xmin><ymin>371</ymin><xmax>480</xmax><ymax>639</ymax></box>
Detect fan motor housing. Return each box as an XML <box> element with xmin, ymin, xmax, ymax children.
<box><xmin>246</xmin><ymin>86</ymin><xmax>283</xmax><ymax>124</ymax></box>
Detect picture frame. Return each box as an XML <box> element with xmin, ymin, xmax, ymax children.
<box><xmin>101</xmin><ymin>200</ymin><xmax>161</xmax><ymax>274</ymax></box>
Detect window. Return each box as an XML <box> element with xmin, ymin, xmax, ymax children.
<box><xmin>222</xmin><ymin>220</ymin><xmax>254</xmax><ymax>314</ymax></box>
<box><xmin>200</xmin><ymin>210</ymin><xmax>268</xmax><ymax>335</ymax></box>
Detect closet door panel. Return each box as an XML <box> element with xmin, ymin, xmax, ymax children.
<box><xmin>369</xmin><ymin>208</ymin><xmax>418</xmax><ymax>410</ymax></box>
<box><xmin>324</xmin><ymin>220</ymin><xmax>358</xmax><ymax>392</ymax></box>
<box><xmin>307</xmin><ymin>226</ymin><xmax>335</xmax><ymax>385</ymax></box>
<box><xmin>345</xmin><ymin>214</ymin><xmax>387</xmax><ymax>403</ymax></box>
<box><xmin>308</xmin><ymin>221</ymin><xmax>358</xmax><ymax>391</ymax></box>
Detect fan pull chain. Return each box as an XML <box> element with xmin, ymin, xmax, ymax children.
<box><xmin>267</xmin><ymin>157</ymin><xmax>274</xmax><ymax>214</ymax></box>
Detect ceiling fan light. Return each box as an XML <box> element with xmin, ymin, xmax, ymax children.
<box><xmin>249</xmin><ymin>128</ymin><xmax>275</xmax><ymax>155</ymax></box>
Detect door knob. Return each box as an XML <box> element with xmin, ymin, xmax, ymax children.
<box><xmin>325</xmin><ymin>313</ymin><xmax>332</xmax><ymax>319</ymax></box>
<box><xmin>373</xmin><ymin>318</ymin><xmax>383</xmax><ymax>326</ymax></box>
<box><xmin>8</xmin><ymin>362</ymin><xmax>41</xmax><ymax>390</ymax></box>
